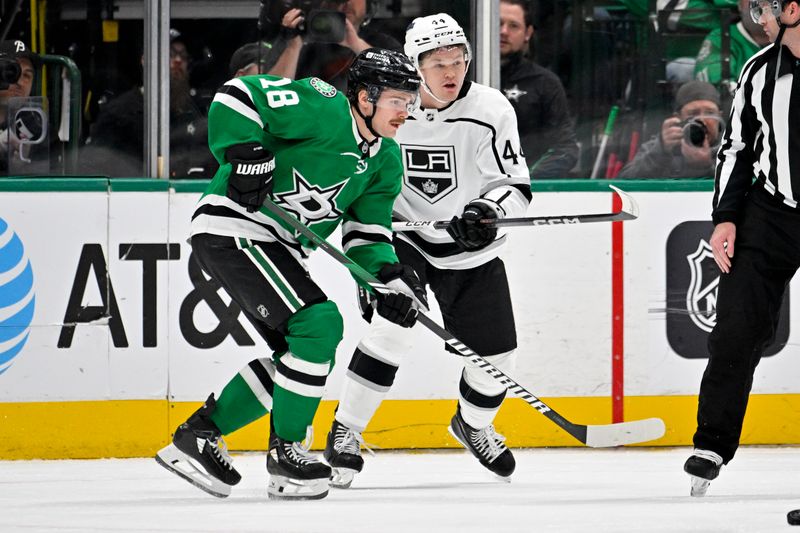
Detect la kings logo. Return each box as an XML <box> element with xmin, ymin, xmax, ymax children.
<box><xmin>665</xmin><ymin>221</ymin><xmax>790</xmax><ymax>359</ymax></box>
<box><xmin>401</xmin><ymin>144</ymin><xmax>457</xmax><ymax>204</ymax></box>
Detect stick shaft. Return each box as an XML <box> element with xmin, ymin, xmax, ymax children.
<box><xmin>260</xmin><ymin>197</ymin><xmax>662</xmax><ymax>447</ymax></box>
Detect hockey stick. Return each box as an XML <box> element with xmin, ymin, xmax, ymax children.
<box><xmin>261</xmin><ymin>198</ymin><xmax>665</xmax><ymax>447</ymax></box>
<box><xmin>391</xmin><ymin>184</ymin><xmax>638</xmax><ymax>232</ymax></box>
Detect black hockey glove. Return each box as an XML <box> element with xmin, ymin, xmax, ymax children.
<box><xmin>446</xmin><ymin>200</ymin><xmax>499</xmax><ymax>251</ymax></box>
<box><xmin>225</xmin><ymin>143</ymin><xmax>275</xmax><ymax>212</ymax></box>
<box><xmin>373</xmin><ymin>263</ymin><xmax>428</xmax><ymax>328</ymax></box>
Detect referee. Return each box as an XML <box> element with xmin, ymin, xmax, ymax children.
<box><xmin>684</xmin><ymin>0</ymin><xmax>800</xmax><ymax>497</ymax></box>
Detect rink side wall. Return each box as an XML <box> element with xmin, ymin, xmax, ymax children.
<box><xmin>1</xmin><ymin>178</ymin><xmax>798</xmax><ymax>459</ymax></box>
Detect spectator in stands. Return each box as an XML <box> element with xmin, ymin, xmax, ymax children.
<box><xmin>618</xmin><ymin>80</ymin><xmax>722</xmax><ymax>179</ymax></box>
<box><xmin>84</xmin><ymin>30</ymin><xmax>216</xmax><ymax>178</ymax></box>
<box><xmin>695</xmin><ymin>0</ymin><xmax>770</xmax><ymax>93</ymax></box>
<box><xmin>228</xmin><ymin>10</ymin><xmax>305</xmax><ymax>80</ymax></box>
<box><xmin>500</xmin><ymin>0</ymin><xmax>578</xmax><ymax>178</ymax></box>
<box><xmin>264</xmin><ymin>0</ymin><xmax>401</xmax><ymax>88</ymax></box>
<box><xmin>0</xmin><ymin>40</ymin><xmax>46</xmax><ymax>175</ymax></box>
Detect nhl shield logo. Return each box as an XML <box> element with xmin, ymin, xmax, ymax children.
<box><xmin>666</xmin><ymin>221</ymin><xmax>790</xmax><ymax>359</ymax></box>
<box><xmin>401</xmin><ymin>144</ymin><xmax>457</xmax><ymax>204</ymax></box>
<box><xmin>685</xmin><ymin>240</ymin><xmax>718</xmax><ymax>333</ymax></box>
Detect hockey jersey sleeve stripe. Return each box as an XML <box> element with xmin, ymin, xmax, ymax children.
<box><xmin>479</xmin><ymin>180</ymin><xmax>532</xmax><ymax>200</ymax></box>
<box><xmin>342</xmin><ymin>229</ymin><xmax>392</xmax><ymax>248</ymax></box>
<box><xmin>343</xmin><ymin>238</ymin><xmax>391</xmax><ymax>253</ymax></box>
<box><xmin>479</xmin><ymin>184</ymin><xmax>532</xmax><ymax>220</ymax></box>
<box><xmin>341</xmin><ymin>220</ymin><xmax>392</xmax><ymax>240</ymax></box>
<box><xmin>215</xmin><ymin>83</ymin><xmax>264</xmax><ymax>129</ymax></box>
<box><xmin>444</xmin><ymin>117</ymin><xmax>506</xmax><ymax>174</ymax></box>
<box><xmin>400</xmin><ymin>230</ymin><xmax>507</xmax><ymax>258</ymax></box>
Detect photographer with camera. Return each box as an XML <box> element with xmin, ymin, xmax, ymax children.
<box><xmin>618</xmin><ymin>80</ymin><xmax>723</xmax><ymax>179</ymax></box>
<box><xmin>0</xmin><ymin>40</ymin><xmax>47</xmax><ymax>175</ymax></box>
<box><xmin>263</xmin><ymin>0</ymin><xmax>401</xmax><ymax>89</ymax></box>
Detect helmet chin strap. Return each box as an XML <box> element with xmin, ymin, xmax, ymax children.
<box><xmin>771</xmin><ymin>3</ymin><xmax>800</xmax><ymax>81</ymax></box>
<box><xmin>421</xmin><ymin>76</ymin><xmax>451</xmax><ymax>106</ymax></box>
<box><xmin>353</xmin><ymin>100</ymin><xmax>381</xmax><ymax>154</ymax></box>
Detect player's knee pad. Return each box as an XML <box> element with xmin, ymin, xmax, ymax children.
<box><xmin>463</xmin><ymin>350</ymin><xmax>517</xmax><ymax>397</ymax></box>
<box><xmin>285</xmin><ymin>300</ymin><xmax>343</xmax><ymax>365</ymax></box>
<box><xmin>357</xmin><ymin>314</ymin><xmax>414</xmax><ymax>367</ymax></box>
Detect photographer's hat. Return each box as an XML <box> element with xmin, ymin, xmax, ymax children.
<box><xmin>0</xmin><ymin>40</ymin><xmax>39</xmax><ymax>65</ymax></box>
<box><xmin>229</xmin><ymin>41</ymin><xmax>275</xmax><ymax>77</ymax></box>
<box><xmin>674</xmin><ymin>80</ymin><xmax>720</xmax><ymax>111</ymax></box>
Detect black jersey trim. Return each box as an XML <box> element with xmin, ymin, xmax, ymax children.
<box><xmin>341</xmin><ymin>230</ymin><xmax>392</xmax><ymax>247</ymax></box>
<box><xmin>401</xmin><ymin>230</ymin><xmax>463</xmax><ymax>257</ymax></box>
<box><xmin>400</xmin><ymin>231</ymin><xmax>509</xmax><ymax>258</ymax></box>
<box><xmin>192</xmin><ymin>203</ymin><xmax>303</xmax><ymax>253</ymax></box>
<box><xmin>443</xmin><ymin>116</ymin><xmax>506</xmax><ymax>175</ymax></box>
<box><xmin>512</xmin><ymin>183</ymin><xmax>533</xmax><ymax>201</ymax></box>
<box><xmin>218</xmin><ymin>83</ymin><xmax>258</xmax><ymax>113</ymax></box>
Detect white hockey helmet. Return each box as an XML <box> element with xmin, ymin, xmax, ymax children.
<box><xmin>404</xmin><ymin>13</ymin><xmax>472</xmax><ymax>70</ymax></box>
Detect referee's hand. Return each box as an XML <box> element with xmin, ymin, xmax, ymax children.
<box><xmin>710</xmin><ymin>222</ymin><xmax>736</xmax><ymax>274</ymax></box>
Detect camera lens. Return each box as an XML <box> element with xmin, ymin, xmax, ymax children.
<box><xmin>0</xmin><ymin>59</ymin><xmax>21</xmax><ymax>86</ymax></box>
<box><xmin>683</xmin><ymin>118</ymin><xmax>708</xmax><ymax>148</ymax></box>
<box><xmin>305</xmin><ymin>11</ymin><xmax>346</xmax><ymax>42</ymax></box>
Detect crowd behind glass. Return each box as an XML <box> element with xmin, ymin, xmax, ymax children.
<box><xmin>0</xmin><ymin>0</ymin><xmax>751</xmax><ymax>179</ymax></box>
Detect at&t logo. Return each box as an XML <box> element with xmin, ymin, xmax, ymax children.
<box><xmin>0</xmin><ymin>217</ymin><xmax>35</xmax><ymax>374</ymax></box>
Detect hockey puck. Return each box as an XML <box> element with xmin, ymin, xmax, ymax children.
<box><xmin>787</xmin><ymin>509</ymin><xmax>800</xmax><ymax>525</ymax></box>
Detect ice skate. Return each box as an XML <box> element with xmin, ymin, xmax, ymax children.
<box><xmin>683</xmin><ymin>448</ymin><xmax>723</xmax><ymax>497</ymax></box>
<box><xmin>324</xmin><ymin>419</ymin><xmax>366</xmax><ymax>489</ymax></box>
<box><xmin>155</xmin><ymin>394</ymin><xmax>241</xmax><ymax>498</ymax></box>
<box><xmin>267</xmin><ymin>426</ymin><xmax>331</xmax><ymax>500</ymax></box>
<box><xmin>448</xmin><ymin>407</ymin><xmax>515</xmax><ymax>478</ymax></box>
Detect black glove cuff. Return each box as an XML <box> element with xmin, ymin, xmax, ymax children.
<box><xmin>226</xmin><ymin>143</ymin><xmax>275</xmax><ymax>211</ymax></box>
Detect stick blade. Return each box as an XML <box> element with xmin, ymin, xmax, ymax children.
<box><xmin>584</xmin><ymin>417</ymin><xmax>665</xmax><ymax>447</ymax></box>
<box><xmin>608</xmin><ymin>184</ymin><xmax>639</xmax><ymax>220</ymax></box>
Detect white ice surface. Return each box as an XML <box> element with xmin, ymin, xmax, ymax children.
<box><xmin>2</xmin><ymin>447</ymin><xmax>799</xmax><ymax>533</ymax></box>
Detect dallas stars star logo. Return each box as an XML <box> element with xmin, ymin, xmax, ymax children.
<box><xmin>503</xmin><ymin>84</ymin><xmax>527</xmax><ymax>103</ymax></box>
<box><xmin>274</xmin><ymin>169</ymin><xmax>348</xmax><ymax>224</ymax></box>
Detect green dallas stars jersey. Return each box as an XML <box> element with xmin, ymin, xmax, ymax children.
<box><xmin>190</xmin><ymin>75</ymin><xmax>404</xmax><ymax>278</ymax></box>
<box><xmin>615</xmin><ymin>0</ymin><xmax>734</xmax><ymax>29</ymax></box>
<box><xmin>694</xmin><ymin>21</ymin><xmax>763</xmax><ymax>92</ymax></box>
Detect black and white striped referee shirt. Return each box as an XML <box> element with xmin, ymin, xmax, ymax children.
<box><xmin>713</xmin><ymin>42</ymin><xmax>800</xmax><ymax>224</ymax></box>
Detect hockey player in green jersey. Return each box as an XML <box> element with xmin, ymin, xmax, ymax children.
<box><xmin>155</xmin><ymin>48</ymin><xmax>424</xmax><ymax>501</ymax></box>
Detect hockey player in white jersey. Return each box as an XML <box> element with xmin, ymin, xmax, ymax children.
<box><xmin>323</xmin><ymin>13</ymin><xmax>532</xmax><ymax>488</ymax></box>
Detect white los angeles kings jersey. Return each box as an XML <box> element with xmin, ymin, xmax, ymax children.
<box><xmin>394</xmin><ymin>81</ymin><xmax>532</xmax><ymax>269</ymax></box>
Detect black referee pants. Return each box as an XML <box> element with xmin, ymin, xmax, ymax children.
<box><xmin>693</xmin><ymin>186</ymin><xmax>800</xmax><ymax>463</ymax></box>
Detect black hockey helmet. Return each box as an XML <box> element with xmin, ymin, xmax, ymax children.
<box><xmin>346</xmin><ymin>47</ymin><xmax>421</xmax><ymax>106</ymax></box>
